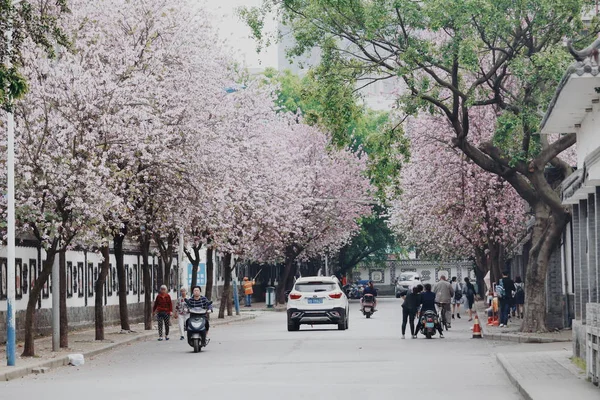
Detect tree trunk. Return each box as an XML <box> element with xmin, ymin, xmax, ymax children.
<box><xmin>205</xmin><ymin>246</ymin><xmax>214</xmax><ymax>300</ymax></box>
<box><xmin>521</xmin><ymin>204</ymin><xmax>567</xmax><ymax>332</ymax></box>
<box><xmin>185</xmin><ymin>244</ymin><xmax>201</xmax><ymax>288</ymax></box>
<box><xmin>95</xmin><ymin>246</ymin><xmax>110</xmax><ymax>340</ymax></box>
<box><xmin>276</xmin><ymin>247</ymin><xmax>298</xmax><ymax>304</ymax></box>
<box><xmin>22</xmin><ymin>245</ymin><xmax>57</xmax><ymax>357</ymax></box>
<box><xmin>140</xmin><ymin>234</ymin><xmax>152</xmax><ymax>330</ymax></box>
<box><xmin>218</xmin><ymin>252</ymin><xmax>232</xmax><ymax>319</ymax></box>
<box><xmin>114</xmin><ymin>224</ymin><xmax>130</xmax><ymax>331</ymax></box>
<box><xmin>59</xmin><ymin>250</ymin><xmax>68</xmax><ymax>348</ymax></box>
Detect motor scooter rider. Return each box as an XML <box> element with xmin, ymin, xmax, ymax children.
<box><xmin>415</xmin><ymin>283</ymin><xmax>444</xmax><ymax>338</ymax></box>
<box><xmin>362</xmin><ymin>281</ymin><xmax>378</xmax><ymax>311</ymax></box>
<box><xmin>185</xmin><ymin>286</ymin><xmax>213</xmax><ymax>338</ymax></box>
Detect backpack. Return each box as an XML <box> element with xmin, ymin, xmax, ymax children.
<box><xmin>454</xmin><ymin>283</ymin><xmax>463</xmax><ymax>300</ymax></box>
<box><xmin>515</xmin><ymin>283</ymin><xmax>524</xmax><ymax>295</ymax></box>
<box><xmin>496</xmin><ymin>281</ymin><xmax>506</xmax><ymax>299</ymax></box>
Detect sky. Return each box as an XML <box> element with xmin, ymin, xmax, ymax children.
<box><xmin>202</xmin><ymin>0</ymin><xmax>279</xmax><ymax>71</ymax></box>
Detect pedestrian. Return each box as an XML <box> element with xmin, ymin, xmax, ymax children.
<box><xmin>463</xmin><ymin>277</ymin><xmax>476</xmax><ymax>321</ymax></box>
<box><xmin>514</xmin><ymin>276</ymin><xmax>525</xmax><ymax>319</ymax></box>
<box><xmin>450</xmin><ymin>276</ymin><xmax>463</xmax><ymax>319</ymax></box>
<box><xmin>152</xmin><ymin>285</ymin><xmax>173</xmax><ymax>341</ymax></box>
<box><xmin>433</xmin><ymin>275</ymin><xmax>454</xmax><ymax>329</ymax></box>
<box><xmin>497</xmin><ymin>271</ymin><xmax>515</xmax><ymax>328</ymax></box>
<box><xmin>175</xmin><ymin>287</ymin><xmax>189</xmax><ymax>340</ymax></box>
<box><xmin>242</xmin><ymin>277</ymin><xmax>255</xmax><ymax>307</ymax></box>
<box><xmin>401</xmin><ymin>286</ymin><xmax>421</xmax><ymax>339</ymax></box>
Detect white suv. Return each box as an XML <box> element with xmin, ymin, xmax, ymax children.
<box><xmin>286</xmin><ymin>276</ymin><xmax>349</xmax><ymax>331</ymax></box>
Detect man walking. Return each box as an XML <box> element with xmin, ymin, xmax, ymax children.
<box><xmin>450</xmin><ymin>276</ymin><xmax>463</xmax><ymax>319</ymax></box>
<box><xmin>242</xmin><ymin>277</ymin><xmax>255</xmax><ymax>307</ymax></box>
<box><xmin>498</xmin><ymin>271</ymin><xmax>516</xmax><ymax>327</ymax></box>
<box><xmin>434</xmin><ymin>275</ymin><xmax>454</xmax><ymax>329</ymax></box>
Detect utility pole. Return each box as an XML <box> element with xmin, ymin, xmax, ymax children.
<box><xmin>4</xmin><ymin>0</ymin><xmax>18</xmax><ymax>367</ymax></box>
<box><xmin>51</xmin><ymin>256</ymin><xmax>60</xmax><ymax>351</ymax></box>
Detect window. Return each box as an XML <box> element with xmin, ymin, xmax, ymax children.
<box><xmin>295</xmin><ymin>282</ymin><xmax>337</xmax><ymax>293</ymax></box>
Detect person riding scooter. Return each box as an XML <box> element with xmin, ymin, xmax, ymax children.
<box><xmin>185</xmin><ymin>286</ymin><xmax>213</xmax><ymax>335</ymax></box>
<box><xmin>362</xmin><ymin>281</ymin><xmax>378</xmax><ymax>312</ymax></box>
<box><xmin>415</xmin><ymin>283</ymin><xmax>444</xmax><ymax>338</ymax></box>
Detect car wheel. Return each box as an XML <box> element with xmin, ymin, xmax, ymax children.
<box><xmin>287</xmin><ymin>316</ymin><xmax>300</xmax><ymax>332</ymax></box>
<box><xmin>345</xmin><ymin>316</ymin><xmax>349</xmax><ymax>330</ymax></box>
<box><xmin>338</xmin><ymin>321</ymin><xmax>346</xmax><ymax>330</ymax></box>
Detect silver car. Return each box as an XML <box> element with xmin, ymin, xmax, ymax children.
<box><xmin>395</xmin><ymin>272</ymin><xmax>421</xmax><ymax>298</ymax></box>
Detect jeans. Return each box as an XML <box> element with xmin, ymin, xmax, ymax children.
<box><xmin>500</xmin><ymin>300</ymin><xmax>511</xmax><ymax>325</ymax></box>
<box><xmin>245</xmin><ymin>294</ymin><xmax>252</xmax><ymax>307</ymax></box>
<box><xmin>402</xmin><ymin>309</ymin><xmax>416</xmax><ymax>336</ymax></box>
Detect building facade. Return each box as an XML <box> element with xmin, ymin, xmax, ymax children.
<box><xmin>540</xmin><ymin>40</ymin><xmax>600</xmax><ymax>386</ymax></box>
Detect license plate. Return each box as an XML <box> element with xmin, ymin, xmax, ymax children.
<box><xmin>425</xmin><ymin>322</ymin><xmax>434</xmax><ymax>328</ymax></box>
<box><xmin>308</xmin><ymin>298</ymin><xmax>323</xmax><ymax>304</ymax></box>
<box><xmin>364</xmin><ymin>307</ymin><xmax>371</xmax><ymax>312</ymax></box>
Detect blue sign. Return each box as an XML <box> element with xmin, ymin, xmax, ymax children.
<box><xmin>187</xmin><ymin>263</ymin><xmax>206</xmax><ymax>286</ymax></box>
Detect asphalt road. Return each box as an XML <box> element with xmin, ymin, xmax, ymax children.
<box><xmin>1</xmin><ymin>298</ymin><xmax>521</xmax><ymax>400</ymax></box>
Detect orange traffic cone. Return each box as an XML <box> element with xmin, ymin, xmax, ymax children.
<box><xmin>472</xmin><ymin>314</ymin><xmax>482</xmax><ymax>339</ymax></box>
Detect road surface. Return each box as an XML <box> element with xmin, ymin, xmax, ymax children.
<box><xmin>1</xmin><ymin>298</ymin><xmax>521</xmax><ymax>399</ymax></box>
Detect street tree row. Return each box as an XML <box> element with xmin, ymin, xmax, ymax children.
<box><xmin>1</xmin><ymin>0</ymin><xmax>372</xmax><ymax>357</ymax></box>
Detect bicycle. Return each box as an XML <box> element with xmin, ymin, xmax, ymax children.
<box><xmin>436</xmin><ymin>302</ymin><xmax>450</xmax><ymax>331</ymax></box>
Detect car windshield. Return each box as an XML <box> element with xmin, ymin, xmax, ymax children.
<box><xmin>399</xmin><ymin>274</ymin><xmax>415</xmax><ymax>281</ymax></box>
<box><xmin>295</xmin><ymin>282</ymin><xmax>337</xmax><ymax>293</ymax></box>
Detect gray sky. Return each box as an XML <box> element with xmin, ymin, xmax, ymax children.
<box><xmin>203</xmin><ymin>0</ymin><xmax>279</xmax><ymax>71</ymax></box>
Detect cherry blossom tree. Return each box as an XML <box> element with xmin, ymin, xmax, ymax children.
<box><xmin>389</xmin><ymin>108</ymin><xmax>528</xmax><ymax>285</ymax></box>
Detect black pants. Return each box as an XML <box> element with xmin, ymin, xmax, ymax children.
<box><xmin>402</xmin><ymin>308</ymin><xmax>416</xmax><ymax>336</ymax></box>
<box><xmin>157</xmin><ymin>312</ymin><xmax>170</xmax><ymax>337</ymax></box>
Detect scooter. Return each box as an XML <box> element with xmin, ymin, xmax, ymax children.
<box><xmin>186</xmin><ymin>305</ymin><xmax>212</xmax><ymax>353</ymax></box>
<box><xmin>361</xmin><ymin>294</ymin><xmax>376</xmax><ymax>318</ymax></box>
<box><xmin>419</xmin><ymin>310</ymin><xmax>439</xmax><ymax>339</ymax></box>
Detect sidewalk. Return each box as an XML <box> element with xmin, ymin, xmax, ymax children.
<box><xmin>497</xmin><ymin>349</ymin><xmax>599</xmax><ymax>400</ymax></box>
<box><xmin>475</xmin><ymin>303</ymin><xmax>571</xmax><ymax>343</ymax></box>
<box><xmin>0</xmin><ymin>313</ymin><xmax>256</xmax><ymax>382</ymax></box>
<box><xmin>238</xmin><ymin>301</ymin><xmax>286</xmax><ymax>312</ymax></box>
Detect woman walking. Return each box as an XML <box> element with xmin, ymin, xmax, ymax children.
<box><xmin>153</xmin><ymin>285</ymin><xmax>173</xmax><ymax>341</ymax></box>
<box><xmin>514</xmin><ymin>276</ymin><xmax>525</xmax><ymax>319</ymax></box>
<box><xmin>175</xmin><ymin>287</ymin><xmax>189</xmax><ymax>340</ymax></box>
<box><xmin>463</xmin><ymin>277</ymin><xmax>476</xmax><ymax>321</ymax></box>
<box><xmin>401</xmin><ymin>286</ymin><xmax>421</xmax><ymax>339</ymax></box>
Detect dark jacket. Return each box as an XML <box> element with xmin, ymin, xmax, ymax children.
<box><xmin>500</xmin><ymin>277</ymin><xmax>516</xmax><ymax>301</ymax></box>
<box><xmin>420</xmin><ymin>291</ymin><xmax>436</xmax><ymax>313</ymax></box>
<box><xmin>363</xmin><ymin>286</ymin><xmax>378</xmax><ymax>297</ymax></box>
<box><xmin>402</xmin><ymin>292</ymin><xmax>420</xmax><ymax>313</ymax></box>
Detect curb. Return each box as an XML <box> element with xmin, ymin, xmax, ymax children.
<box><xmin>0</xmin><ymin>314</ymin><xmax>256</xmax><ymax>382</ymax></box>
<box><xmin>483</xmin><ymin>332</ymin><xmax>571</xmax><ymax>343</ymax></box>
<box><xmin>496</xmin><ymin>353</ymin><xmax>533</xmax><ymax>400</ymax></box>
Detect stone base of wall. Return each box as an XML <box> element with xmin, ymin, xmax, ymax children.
<box><xmin>0</xmin><ymin>302</ymin><xmax>145</xmax><ymax>343</ymax></box>
<box><xmin>573</xmin><ymin>319</ymin><xmax>587</xmax><ymax>360</ymax></box>
<box><xmin>586</xmin><ymin>303</ymin><xmax>600</xmax><ymax>386</ymax></box>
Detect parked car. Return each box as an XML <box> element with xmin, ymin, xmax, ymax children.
<box><xmin>395</xmin><ymin>272</ymin><xmax>421</xmax><ymax>298</ymax></box>
<box><xmin>286</xmin><ymin>276</ymin><xmax>349</xmax><ymax>331</ymax></box>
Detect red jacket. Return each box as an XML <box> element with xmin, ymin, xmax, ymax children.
<box><xmin>153</xmin><ymin>293</ymin><xmax>173</xmax><ymax>313</ymax></box>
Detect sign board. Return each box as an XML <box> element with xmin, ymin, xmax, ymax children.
<box><xmin>187</xmin><ymin>263</ymin><xmax>206</xmax><ymax>287</ymax></box>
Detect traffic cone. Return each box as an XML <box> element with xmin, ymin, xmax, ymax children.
<box><xmin>472</xmin><ymin>314</ymin><xmax>482</xmax><ymax>339</ymax></box>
